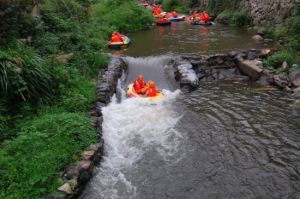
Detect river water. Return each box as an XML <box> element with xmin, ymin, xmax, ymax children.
<box><xmin>81</xmin><ymin>22</ymin><xmax>300</xmax><ymax>199</ymax></box>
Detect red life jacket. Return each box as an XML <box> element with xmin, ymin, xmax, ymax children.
<box><xmin>134</xmin><ymin>80</ymin><xmax>146</xmax><ymax>93</ymax></box>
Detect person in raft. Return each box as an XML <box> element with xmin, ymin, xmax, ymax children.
<box><xmin>171</xmin><ymin>11</ymin><xmax>178</xmax><ymax>18</ymax></box>
<box><xmin>158</xmin><ymin>16</ymin><xmax>168</xmax><ymax>22</ymax></box>
<box><xmin>200</xmin><ymin>11</ymin><xmax>210</xmax><ymax>23</ymax></box>
<box><xmin>146</xmin><ymin>80</ymin><xmax>158</xmax><ymax>97</ymax></box>
<box><xmin>111</xmin><ymin>32</ymin><xmax>123</xmax><ymax>43</ymax></box>
<box><xmin>134</xmin><ymin>75</ymin><xmax>148</xmax><ymax>95</ymax></box>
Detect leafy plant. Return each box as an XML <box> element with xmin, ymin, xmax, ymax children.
<box><xmin>217</xmin><ymin>10</ymin><xmax>250</xmax><ymax>26</ymax></box>
<box><xmin>0</xmin><ymin>44</ymin><xmax>53</xmax><ymax>106</ymax></box>
<box><xmin>162</xmin><ymin>0</ymin><xmax>188</xmax><ymax>13</ymax></box>
<box><xmin>264</xmin><ymin>51</ymin><xmax>297</xmax><ymax>69</ymax></box>
<box><xmin>0</xmin><ymin>112</ymin><xmax>96</xmax><ymax>198</ymax></box>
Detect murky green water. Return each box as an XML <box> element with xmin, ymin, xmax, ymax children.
<box><xmin>113</xmin><ymin>22</ymin><xmax>271</xmax><ymax>56</ymax></box>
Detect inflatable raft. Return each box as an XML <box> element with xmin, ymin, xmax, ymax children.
<box><xmin>170</xmin><ymin>15</ymin><xmax>186</xmax><ymax>22</ymax></box>
<box><xmin>108</xmin><ymin>36</ymin><xmax>131</xmax><ymax>49</ymax></box>
<box><xmin>127</xmin><ymin>83</ymin><xmax>164</xmax><ymax>101</ymax></box>
<box><xmin>191</xmin><ymin>21</ymin><xmax>213</xmax><ymax>26</ymax></box>
<box><xmin>156</xmin><ymin>20</ymin><xmax>171</xmax><ymax>26</ymax></box>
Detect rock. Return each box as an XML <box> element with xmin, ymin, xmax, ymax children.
<box><xmin>292</xmin><ymin>87</ymin><xmax>300</xmax><ymax>97</ymax></box>
<box><xmin>56</xmin><ymin>53</ymin><xmax>74</xmax><ymax>64</ymax></box>
<box><xmin>46</xmin><ymin>195</ymin><xmax>66</xmax><ymax>199</ymax></box>
<box><xmin>81</xmin><ymin>150</ymin><xmax>96</xmax><ymax>160</ymax></box>
<box><xmin>237</xmin><ymin>59</ymin><xmax>263</xmax><ymax>80</ymax></box>
<box><xmin>289</xmin><ymin>70</ymin><xmax>300</xmax><ymax>87</ymax></box>
<box><xmin>78</xmin><ymin>170</ymin><xmax>92</xmax><ymax>185</ymax></box>
<box><xmin>274</xmin><ymin>74</ymin><xmax>289</xmax><ymax>88</ymax></box>
<box><xmin>68</xmin><ymin>178</ymin><xmax>78</xmax><ymax>190</ymax></box>
<box><xmin>263</xmin><ymin>38</ymin><xmax>273</xmax><ymax>43</ymax></box>
<box><xmin>257</xmin><ymin>27</ymin><xmax>267</xmax><ymax>36</ymax></box>
<box><xmin>58</xmin><ymin>183</ymin><xmax>72</xmax><ymax>194</ymax></box>
<box><xmin>281</xmin><ymin>61</ymin><xmax>289</xmax><ymax>70</ymax></box>
<box><xmin>256</xmin><ymin>75</ymin><xmax>271</xmax><ymax>86</ymax></box>
<box><xmin>252</xmin><ymin>35</ymin><xmax>264</xmax><ymax>42</ymax></box>
<box><xmin>174</xmin><ymin>62</ymin><xmax>199</xmax><ymax>90</ymax></box>
<box><xmin>227</xmin><ymin>75</ymin><xmax>250</xmax><ymax>82</ymax></box>
<box><xmin>65</xmin><ymin>160</ymin><xmax>93</xmax><ymax>180</ymax></box>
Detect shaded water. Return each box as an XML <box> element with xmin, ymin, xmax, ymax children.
<box><xmin>81</xmin><ymin>23</ymin><xmax>299</xmax><ymax>199</ymax></box>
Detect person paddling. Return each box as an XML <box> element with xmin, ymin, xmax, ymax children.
<box><xmin>134</xmin><ymin>75</ymin><xmax>148</xmax><ymax>95</ymax></box>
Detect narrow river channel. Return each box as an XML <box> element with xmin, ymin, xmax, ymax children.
<box><xmin>80</xmin><ymin>22</ymin><xmax>300</xmax><ymax>199</ymax></box>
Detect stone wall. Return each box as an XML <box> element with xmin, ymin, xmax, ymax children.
<box><xmin>47</xmin><ymin>57</ymin><xmax>127</xmax><ymax>199</ymax></box>
<box><xmin>173</xmin><ymin>49</ymin><xmax>300</xmax><ymax>96</ymax></box>
<box><xmin>239</xmin><ymin>0</ymin><xmax>296</xmax><ymax>27</ymax></box>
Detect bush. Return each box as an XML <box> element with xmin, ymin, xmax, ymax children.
<box><xmin>0</xmin><ymin>44</ymin><xmax>53</xmax><ymax>106</ymax></box>
<box><xmin>217</xmin><ymin>10</ymin><xmax>250</xmax><ymax>27</ymax></box>
<box><xmin>0</xmin><ymin>100</ymin><xmax>9</xmax><ymax>142</ymax></box>
<box><xmin>58</xmin><ymin>77</ymin><xmax>96</xmax><ymax>113</ymax></box>
<box><xmin>206</xmin><ymin>0</ymin><xmax>239</xmax><ymax>16</ymax></box>
<box><xmin>90</xmin><ymin>0</ymin><xmax>154</xmax><ymax>33</ymax></box>
<box><xmin>285</xmin><ymin>16</ymin><xmax>300</xmax><ymax>52</ymax></box>
<box><xmin>264</xmin><ymin>51</ymin><xmax>297</xmax><ymax>69</ymax></box>
<box><xmin>264</xmin><ymin>26</ymin><xmax>282</xmax><ymax>39</ymax></box>
<box><xmin>0</xmin><ymin>112</ymin><xmax>96</xmax><ymax>198</ymax></box>
<box><xmin>162</xmin><ymin>0</ymin><xmax>188</xmax><ymax>13</ymax></box>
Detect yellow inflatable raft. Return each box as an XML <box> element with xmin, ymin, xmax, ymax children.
<box><xmin>127</xmin><ymin>83</ymin><xmax>164</xmax><ymax>101</ymax></box>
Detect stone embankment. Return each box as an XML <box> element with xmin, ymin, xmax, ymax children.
<box><xmin>239</xmin><ymin>0</ymin><xmax>296</xmax><ymax>27</ymax></box>
<box><xmin>173</xmin><ymin>49</ymin><xmax>300</xmax><ymax>97</ymax></box>
<box><xmin>47</xmin><ymin>57</ymin><xmax>127</xmax><ymax>199</ymax></box>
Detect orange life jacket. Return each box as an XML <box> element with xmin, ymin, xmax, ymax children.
<box><xmin>200</xmin><ymin>12</ymin><xmax>210</xmax><ymax>22</ymax></box>
<box><xmin>172</xmin><ymin>11</ymin><xmax>177</xmax><ymax>18</ymax></box>
<box><xmin>147</xmin><ymin>87</ymin><xmax>157</xmax><ymax>97</ymax></box>
<box><xmin>111</xmin><ymin>35</ymin><xmax>120</xmax><ymax>42</ymax></box>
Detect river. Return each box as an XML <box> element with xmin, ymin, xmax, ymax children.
<box><xmin>80</xmin><ymin>22</ymin><xmax>300</xmax><ymax>199</ymax></box>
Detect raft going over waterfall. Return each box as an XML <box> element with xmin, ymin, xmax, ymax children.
<box><xmin>127</xmin><ymin>83</ymin><xmax>164</xmax><ymax>101</ymax></box>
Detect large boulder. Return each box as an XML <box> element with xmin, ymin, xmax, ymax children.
<box><xmin>289</xmin><ymin>70</ymin><xmax>300</xmax><ymax>87</ymax></box>
<box><xmin>237</xmin><ymin>59</ymin><xmax>263</xmax><ymax>80</ymax></box>
<box><xmin>174</xmin><ymin>62</ymin><xmax>199</xmax><ymax>90</ymax></box>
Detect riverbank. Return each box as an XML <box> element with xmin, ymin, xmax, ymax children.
<box><xmin>0</xmin><ymin>0</ymin><xmax>153</xmax><ymax>198</ymax></box>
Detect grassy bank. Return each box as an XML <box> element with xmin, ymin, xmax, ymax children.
<box><xmin>0</xmin><ymin>0</ymin><xmax>153</xmax><ymax>197</ymax></box>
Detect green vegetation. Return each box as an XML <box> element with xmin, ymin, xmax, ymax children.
<box><xmin>205</xmin><ymin>0</ymin><xmax>239</xmax><ymax>16</ymax></box>
<box><xmin>264</xmin><ymin>51</ymin><xmax>297</xmax><ymax>70</ymax></box>
<box><xmin>0</xmin><ymin>112</ymin><xmax>96</xmax><ymax>198</ymax></box>
<box><xmin>217</xmin><ymin>10</ymin><xmax>250</xmax><ymax>26</ymax></box>
<box><xmin>161</xmin><ymin>0</ymin><xmax>188</xmax><ymax>13</ymax></box>
<box><xmin>0</xmin><ymin>0</ymin><xmax>153</xmax><ymax>198</ymax></box>
<box><xmin>263</xmin><ymin>2</ymin><xmax>300</xmax><ymax>69</ymax></box>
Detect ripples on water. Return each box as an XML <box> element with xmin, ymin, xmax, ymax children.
<box><xmin>174</xmin><ymin>82</ymin><xmax>300</xmax><ymax>199</ymax></box>
<box><xmin>82</xmin><ymin>81</ymin><xmax>300</xmax><ymax>199</ymax></box>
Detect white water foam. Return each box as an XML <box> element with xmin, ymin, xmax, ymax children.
<box><xmin>84</xmin><ymin>90</ymin><xmax>183</xmax><ymax>199</ymax></box>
